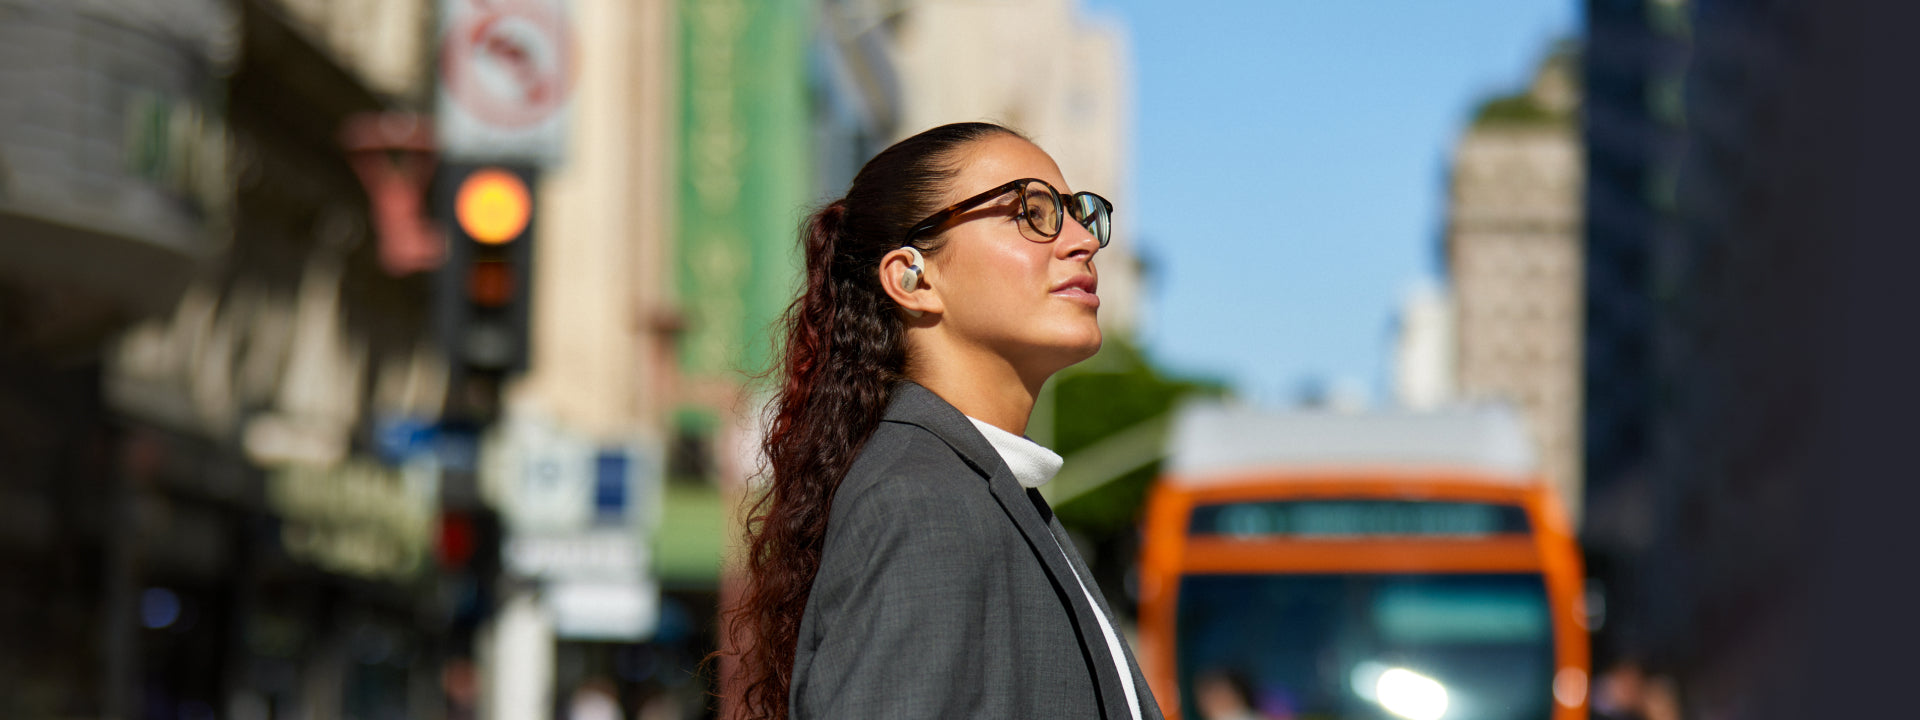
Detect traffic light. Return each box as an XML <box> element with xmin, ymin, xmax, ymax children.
<box><xmin>435</xmin><ymin>163</ymin><xmax>537</xmax><ymax>420</ymax></box>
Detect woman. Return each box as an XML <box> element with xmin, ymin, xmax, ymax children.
<box><xmin>724</xmin><ymin>122</ymin><xmax>1162</xmax><ymax>720</ymax></box>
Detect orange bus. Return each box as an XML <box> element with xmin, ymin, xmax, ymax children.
<box><xmin>1137</xmin><ymin>406</ymin><xmax>1588</xmax><ymax>720</ymax></box>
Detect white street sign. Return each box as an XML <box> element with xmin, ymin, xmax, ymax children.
<box><xmin>436</xmin><ymin>0</ymin><xmax>575</xmax><ymax>165</ymax></box>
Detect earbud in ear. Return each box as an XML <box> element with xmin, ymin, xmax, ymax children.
<box><xmin>896</xmin><ymin>247</ymin><xmax>926</xmax><ymax>318</ymax></box>
<box><xmin>898</xmin><ymin>246</ymin><xmax>924</xmax><ymax>292</ymax></box>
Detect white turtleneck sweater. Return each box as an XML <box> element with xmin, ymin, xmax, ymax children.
<box><xmin>965</xmin><ymin>416</ymin><xmax>1143</xmax><ymax>720</ymax></box>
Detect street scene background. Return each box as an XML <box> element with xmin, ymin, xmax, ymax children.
<box><xmin>1</xmin><ymin>0</ymin><xmax>1913</xmax><ymax>719</ymax></box>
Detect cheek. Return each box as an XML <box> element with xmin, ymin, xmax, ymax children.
<box><xmin>945</xmin><ymin>242</ymin><xmax>1048</xmax><ymax>308</ymax></box>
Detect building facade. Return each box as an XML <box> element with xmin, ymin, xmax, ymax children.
<box><xmin>471</xmin><ymin>0</ymin><xmax>705</xmax><ymax>717</ymax></box>
<box><xmin>1392</xmin><ymin>283</ymin><xmax>1457</xmax><ymax>411</ymax></box>
<box><xmin>1578</xmin><ymin>0</ymin><xmax>1692</xmax><ymax>673</ymax></box>
<box><xmin>1580</xmin><ymin>0</ymin><xmax>1690</xmax><ymax>560</ymax></box>
<box><xmin>0</xmin><ymin>0</ymin><xmax>460</xmax><ymax>717</ymax></box>
<box><xmin>1445</xmin><ymin>46</ymin><xmax>1586</xmax><ymax>520</ymax></box>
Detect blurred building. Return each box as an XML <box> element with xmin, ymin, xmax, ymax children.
<box><xmin>462</xmin><ymin>0</ymin><xmax>713</xmax><ymax>717</ymax></box>
<box><xmin>814</xmin><ymin>0</ymin><xmax>902</xmax><ymax>197</ymax></box>
<box><xmin>1578</xmin><ymin>0</ymin><xmax>1691</xmax><ymax>670</ymax></box>
<box><xmin>112</xmin><ymin>0</ymin><xmax>456</xmax><ymax>717</ymax></box>
<box><xmin>1391</xmin><ymin>282</ymin><xmax>1457</xmax><ymax>411</ymax></box>
<box><xmin>1580</xmin><ymin>0</ymin><xmax>1849</xmax><ymax>715</ymax></box>
<box><xmin>1652</xmin><ymin>2</ymin><xmax>1920</xmax><ymax>717</ymax></box>
<box><xmin>0</xmin><ymin>1</ymin><xmax>238</xmax><ymax>714</ymax></box>
<box><xmin>658</xmin><ymin>1</ymin><xmax>901</xmax><ymax>716</ymax></box>
<box><xmin>1574</xmin><ymin>0</ymin><xmax>1697</xmax><ymax>683</ymax></box>
<box><xmin>1444</xmin><ymin>45</ymin><xmax>1586</xmax><ymax>520</ymax></box>
<box><xmin>0</xmin><ymin>0</ymin><xmax>464</xmax><ymax>717</ymax></box>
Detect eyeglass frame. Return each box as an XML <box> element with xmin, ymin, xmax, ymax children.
<box><xmin>900</xmin><ymin>177</ymin><xmax>1113</xmax><ymax>248</ymax></box>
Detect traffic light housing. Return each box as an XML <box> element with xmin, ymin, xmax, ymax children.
<box><xmin>435</xmin><ymin>163</ymin><xmax>537</xmax><ymax>420</ymax></box>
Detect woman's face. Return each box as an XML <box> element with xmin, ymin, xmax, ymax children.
<box><xmin>924</xmin><ymin>134</ymin><xmax>1104</xmax><ymax>372</ymax></box>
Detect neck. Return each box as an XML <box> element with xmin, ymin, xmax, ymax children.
<box><xmin>908</xmin><ymin>335</ymin><xmax>1054</xmax><ymax>437</ymax></box>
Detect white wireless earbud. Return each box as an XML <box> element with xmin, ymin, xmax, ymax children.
<box><xmin>898</xmin><ymin>246</ymin><xmax>924</xmax><ymax>292</ymax></box>
<box><xmin>896</xmin><ymin>247</ymin><xmax>926</xmax><ymax>318</ymax></box>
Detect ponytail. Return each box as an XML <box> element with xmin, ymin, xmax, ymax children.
<box><xmin>719</xmin><ymin>122</ymin><xmax>1022</xmax><ymax>720</ymax></box>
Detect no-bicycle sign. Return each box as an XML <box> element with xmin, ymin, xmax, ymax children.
<box><xmin>437</xmin><ymin>0</ymin><xmax>576</xmax><ymax>165</ymax></box>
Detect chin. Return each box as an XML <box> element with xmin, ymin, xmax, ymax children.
<box><xmin>1052</xmin><ymin>323</ymin><xmax>1104</xmax><ymax>367</ymax></box>
<box><xmin>1000</xmin><ymin>319</ymin><xmax>1103</xmax><ymax>378</ymax></box>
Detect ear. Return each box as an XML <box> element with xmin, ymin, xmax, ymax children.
<box><xmin>878</xmin><ymin>246</ymin><xmax>942</xmax><ymax>319</ymax></box>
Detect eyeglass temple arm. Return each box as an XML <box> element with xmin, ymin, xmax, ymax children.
<box><xmin>902</xmin><ymin>179</ymin><xmax>1031</xmax><ymax>243</ymax></box>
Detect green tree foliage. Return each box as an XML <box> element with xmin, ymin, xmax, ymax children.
<box><xmin>1471</xmin><ymin>93</ymin><xmax>1562</xmax><ymax>126</ymax></box>
<box><xmin>1048</xmin><ymin>338</ymin><xmax>1227</xmax><ymax>536</ymax></box>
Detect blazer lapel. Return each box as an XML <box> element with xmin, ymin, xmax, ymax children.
<box><xmin>1041</xmin><ymin>502</ymin><xmax>1166</xmax><ymax>720</ymax></box>
<box><xmin>880</xmin><ymin>382</ymin><xmax>1138</xmax><ymax>720</ymax></box>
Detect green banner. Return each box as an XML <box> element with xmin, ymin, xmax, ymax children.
<box><xmin>676</xmin><ymin>0</ymin><xmax>812</xmax><ymax>379</ymax></box>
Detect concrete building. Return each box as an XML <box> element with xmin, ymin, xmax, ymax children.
<box><xmin>457</xmin><ymin>0</ymin><xmax>703</xmax><ymax>716</ymax></box>
<box><xmin>0</xmin><ymin>0</ymin><xmax>458</xmax><ymax>716</ymax></box>
<box><xmin>1579</xmin><ymin>1</ymin><xmax>1920</xmax><ymax>715</ymax></box>
<box><xmin>1392</xmin><ymin>282</ymin><xmax>1457</xmax><ymax>411</ymax></box>
<box><xmin>1579</xmin><ymin>0</ymin><xmax>1691</xmax><ymax>671</ymax></box>
<box><xmin>1445</xmin><ymin>45</ymin><xmax>1586</xmax><ymax>520</ymax></box>
<box><xmin>1582</xmin><ymin>0</ymin><xmax>1689</xmax><ymax>536</ymax></box>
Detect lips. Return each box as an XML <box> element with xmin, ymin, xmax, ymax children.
<box><xmin>1051</xmin><ymin>275</ymin><xmax>1097</xmax><ymax>294</ymax></box>
<box><xmin>1050</xmin><ymin>274</ymin><xmax>1100</xmax><ymax>307</ymax></box>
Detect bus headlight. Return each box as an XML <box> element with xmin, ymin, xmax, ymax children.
<box><xmin>1376</xmin><ymin>667</ymin><xmax>1449</xmax><ymax>720</ymax></box>
<box><xmin>1351</xmin><ymin>661</ymin><xmax>1450</xmax><ymax>720</ymax></box>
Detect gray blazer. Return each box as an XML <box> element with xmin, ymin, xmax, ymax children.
<box><xmin>789</xmin><ymin>382</ymin><xmax>1165</xmax><ymax>719</ymax></box>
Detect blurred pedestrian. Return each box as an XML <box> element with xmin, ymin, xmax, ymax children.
<box><xmin>567</xmin><ymin>677</ymin><xmax>620</xmax><ymax>720</ymax></box>
<box><xmin>1592</xmin><ymin>661</ymin><xmax>1650</xmax><ymax>720</ymax></box>
<box><xmin>1594</xmin><ymin>661</ymin><xmax>1683</xmax><ymax>720</ymax></box>
<box><xmin>1192</xmin><ymin>669</ymin><xmax>1265</xmax><ymax>720</ymax></box>
<box><xmin>720</xmin><ymin>122</ymin><xmax>1153</xmax><ymax>720</ymax></box>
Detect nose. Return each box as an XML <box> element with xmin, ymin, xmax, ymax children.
<box><xmin>1055</xmin><ymin>218</ymin><xmax>1100</xmax><ymax>263</ymax></box>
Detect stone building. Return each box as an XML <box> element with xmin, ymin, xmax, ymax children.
<box><xmin>1445</xmin><ymin>46</ymin><xmax>1586</xmax><ymax>519</ymax></box>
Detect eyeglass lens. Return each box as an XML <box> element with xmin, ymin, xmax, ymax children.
<box><xmin>1021</xmin><ymin>182</ymin><xmax>1063</xmax><ymax>239</ymax></box>
<box><xmin>1015</xmin><ymin>180</ymin><xmax>1110</xmax><ymax>248</ymax></box>
<box><xmin>1069</xmin><ymin>193</ymin><xmax>1111</xmax><ymax>247</ymax></box>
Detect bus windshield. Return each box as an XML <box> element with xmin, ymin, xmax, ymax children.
<box><xmin>1176</xmin><ymin>573</ymin><xmax>1553</xmax><ymax>720</ymax></box>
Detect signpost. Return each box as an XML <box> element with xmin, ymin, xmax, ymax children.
<box><xmin>436</xmin><ymin>0</ymin><xmax>576</xmax><ymax>166</ymax></box>
<box><xmin>483</xmin><ymin>410</ymin><xmax>663</xmax><ymax>641</ymax></box>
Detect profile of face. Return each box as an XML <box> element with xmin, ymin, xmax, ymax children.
<box><xmin>884</xmin><ymin>134</ymin><xmax>1105</xmax><ymax>378</ymax></box>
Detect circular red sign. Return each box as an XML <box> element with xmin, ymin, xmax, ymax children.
<box><xmin>441</xmin><ymin>1</ymin><xmax>576</xmax><ymax>129</ymax></box>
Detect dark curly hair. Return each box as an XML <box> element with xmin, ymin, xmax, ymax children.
<box><xmin>718</xmin><ymin>122</ymin><xmax>1022</xmax><ymax>720</ymax></box>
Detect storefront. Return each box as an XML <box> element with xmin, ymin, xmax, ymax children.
<box><xmin>0</xmin><ymin>1</ymin><xmax>463</xmax><ymax>717</ymax></box>
<box><xmin>0</xmin><ymin>1</ymin><xmax>236</xmax><ymax>715</ymax></box>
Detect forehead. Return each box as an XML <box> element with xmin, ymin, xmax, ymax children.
<box><xmin>944</xmin><ymin>134</ymin><xmax>1072</xmax><ymax>203</ymax></box>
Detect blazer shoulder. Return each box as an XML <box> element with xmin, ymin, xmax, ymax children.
<box><xmin>827</xmin><ymin>420</ymin><xmax>998</xmax><ymax>540</ymax></box>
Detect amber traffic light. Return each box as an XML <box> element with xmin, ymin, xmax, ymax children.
<box><xmin>454</xmin><ymin>169</ymin><xmax>532</xmax><ymax>245</ymax></box>
<box><xmin>436</xmin><ymin>163</ymin><xmax>537</xmax><ymax>388</ymax></box>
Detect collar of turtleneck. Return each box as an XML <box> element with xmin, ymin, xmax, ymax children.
<box><xmin>964</xmin><ymin>416</ymin><xmax>1064</xmax><ymax>489</ymax></box>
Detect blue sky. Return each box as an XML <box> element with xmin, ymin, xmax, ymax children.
<box><xmin>1081</xmin><ymin>1</ymin><xmax>1578</xmax><ymax>407</ymax></box>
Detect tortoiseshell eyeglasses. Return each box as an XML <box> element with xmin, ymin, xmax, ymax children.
<box><xmin>902</xmin><ymin>178</ymin><xmax>1113</xmax><ymax>248</ymax></box>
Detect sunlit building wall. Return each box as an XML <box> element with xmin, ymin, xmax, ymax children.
<box><xmin>473</xmin><ymin>0</ymin><xmax>690</xmax><ymax>715</ymax></box>
<box><xmin>509</xmin><ymin>0</ymin><xmax>676</xmax><ymax>444</ymax></box>
<box><xmin>1445</xmin><ymin>47</ymin><xmax>1586</xmax><ymax>521</ymax></box>
<box><xmin>1392</xmin><ymin>283</ymin><xmax>1457</xmax><ymax>411</ymax></box>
